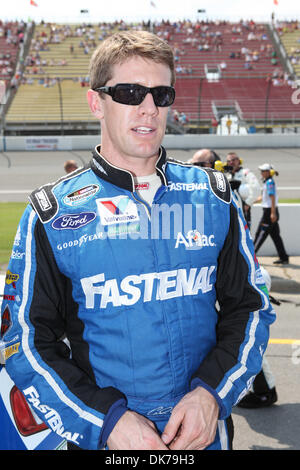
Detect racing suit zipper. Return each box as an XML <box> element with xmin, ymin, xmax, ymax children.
<box><xmin>130</xmin><ymin>187</ymin><xmax>177</xmax><ymax>399</ymax></box>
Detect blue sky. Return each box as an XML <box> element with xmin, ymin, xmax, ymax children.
<box><xmin>2</xmin><ymin>0</ymin><xmax>299</xmax><ymax>24</ymax></box>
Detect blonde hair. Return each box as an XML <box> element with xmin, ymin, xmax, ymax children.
<box><xmin>89</xmin><ymin>30</ymin><xmax>175</xmax><ymax>89</ymax></box>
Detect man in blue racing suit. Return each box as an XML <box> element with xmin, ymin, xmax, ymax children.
<box><xmin>1</xmin><ymin>31</ymin><xmax>275</xmax><ymax>451</ymax></box>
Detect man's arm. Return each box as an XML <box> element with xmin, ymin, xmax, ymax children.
<box><xmin>2</xmin><ymin>206</ymin><xmax>127</xmax><ymax>450</ymax></box>
<box><xmin>190</xmin><ymin>199</ymin><xmax>275</xmax><ymax>420</ymax></box>
<box><xmin>270</xmin><ymin>194</ymin><xmax>277</xmax><ymax>222</ymax></box>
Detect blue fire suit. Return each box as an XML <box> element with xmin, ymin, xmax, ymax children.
<box><xmin>1</xmin><ymin>146</ymin><xmax>275</xmax><ymax>450</ymax></box>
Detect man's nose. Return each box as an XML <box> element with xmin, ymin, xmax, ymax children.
<box><xmin>138</xmin><ymin>91</ymin><xmax>158</xmax><ymax>115</ymax></box>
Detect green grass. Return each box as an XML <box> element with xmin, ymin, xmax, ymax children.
<box><xmin>278</xmin><ymin>199</ymin><xmax>300</xmax><ymax>204</ymax></box>
<box><xmin>0</xmin><ymin>202</ymin><xmax>27</xmax><ymax>266</ymax></box>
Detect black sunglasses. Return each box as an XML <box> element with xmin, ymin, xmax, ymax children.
<box><xmin>93</xmin><ymin>83</ymin><xmax>175</xmax><ymax>107</ymax></box>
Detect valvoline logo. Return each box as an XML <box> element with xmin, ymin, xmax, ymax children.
<box><xmin>52</xmin><ymin>212</ymin><xmax>96</xmax><ymax>230</ymax></box>
<box><xmin>96</xmin><ymin>196</ymin><xmax>139</xmax><ymax>226</ymax></box>
<box><xmin>100</xmin><ymin>197</ymin><xmax>130</xmax><ymax>215</ymax></box>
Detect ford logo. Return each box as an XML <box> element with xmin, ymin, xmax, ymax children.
<box><xmin>52</xmin><ymin>212</ymin><xmax>96</xmax><ymax>230</ymax></box>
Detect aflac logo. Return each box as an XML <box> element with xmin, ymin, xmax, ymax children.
<box><xmin>175</xmin><ymin>230</ymin><xmax>216</xmax><ymax>250</ymax></box>
<box><xmin>52</xmin><ymin>212</ymin><xmax>96</xmax><ymax>230</ymax></box>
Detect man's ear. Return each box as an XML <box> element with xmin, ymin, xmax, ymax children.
<box><xmin>87</xmin><ymin>89</ymin><xmax>104</xmax><ymax>119</ymax></box>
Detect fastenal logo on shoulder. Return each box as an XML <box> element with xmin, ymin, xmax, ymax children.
<box><xmin>168</xmin><ymin>181</ymin><xmax>208</xmax><ymax>191</ymax></box>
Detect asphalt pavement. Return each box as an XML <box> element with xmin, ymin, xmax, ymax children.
<box><xmin>232</xmin><ymin>255</ymin><xmax>300</xmax><ymax>450</ymax></box>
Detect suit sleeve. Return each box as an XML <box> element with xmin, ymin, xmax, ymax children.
<box><xmin>190</xmin><ymin>197</ymin><xmax>276</xmax><ymax>419</ymax></box>
<box><xmin>2</xmin><ymin>205</ymin><xmax>128</xmax><ymax>449</ymax></box>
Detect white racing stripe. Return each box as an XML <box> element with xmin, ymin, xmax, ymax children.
<box><xmin>218</xmin><ymin>200</ymin><xmax>269</xmax><ymax>400</ymax></box>
<box><xmin>18</xmin><ymin>209</ymin><xmax>104</xmax><ymax>428</ymax></box>
<box><xmin>218</xmin><ymin>420</ymin><xmax>229</xmax><ymax>450</ymax></box>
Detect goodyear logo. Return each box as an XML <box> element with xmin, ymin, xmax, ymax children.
<box><xmin>5</xmin><ymin>270</ymin><xmax>19</xmax><ymax>286</ymax></box>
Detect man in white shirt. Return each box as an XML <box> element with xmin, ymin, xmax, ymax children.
<box><xmin>226</xmin><ymin>152</ymin><xmax>261</xmax><ymax>230</ymax></box>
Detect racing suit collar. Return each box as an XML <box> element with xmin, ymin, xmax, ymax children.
<box><xmin>91</xmin><ymin>145</ymin><xmax>168</xmax><ymax>192</ymax></box>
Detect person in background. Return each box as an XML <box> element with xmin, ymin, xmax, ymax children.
<box><xmin>226</xmin><ymin>152</ymin><xmax>261</xmax><ymax>230</ymax></box>
<box><xmin>188</xmin><ymin>148</ymin><xmax>220</xmax><ymax>168</ymax></box>
<box><xmin>64</xmin><ymin>159</ymin><xmax>78</xmax><ymax>173</ymax></box>
<box><xmin>254</xmin><ymin>163</ymin><xmax>289</xmax><ymax>265</ymax></box>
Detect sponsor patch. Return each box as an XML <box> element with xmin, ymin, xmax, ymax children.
<box><xmin>1</xmin><ymin>305</ymin><xmax>12</xmax><ymax>339</ymax></box>
<box><xmin>52</xmin><ymin>212</ymin><xmax>96</xmax><ymax>230</ymax></box>
<box><xmin>81</xmin><ymin>266</ymin><xmax>216</xmax><ymax>309</ymax></box>
<box><xmin>135</xmin><ymin>182</ymin><xmax>149</xmax><ymax>191</ymax></box>
<box><xmin>3</xmin><ymin>295</ymin><xmax>15</xmax><ymax>301</ymax></box>
<box><xmin>175</xmin><ymin>230</ymin><xmax>216</xmax><ymax>249</ymax></box>
<box><xmin>13</xmin><ymin>226</ymin><xmax>21</xmax><ymax>247</ymax></box>
<box><xmin>213</xmin><ymin>172</ymin><xmax>226</xmax><ymax>193</ymax></box>
<box><xmin>23</xmin><ymin>386</ymin><xmax>82</xmax><ymax>445</ymax></box>
<box><xmin>63</xmin><ymin>184</ymin><xmax>100</xmax><ymax>206</ymax></box>
<box><xmin>96</xmin><ymin>196</ymin><xmax>139</xmax><ymax>226</ymax></box>
<box><xmin>5</xmin><ymin>271</ymin><xmax>19</xmax><ymax>288</ymax></box>
<box><xmin>11</xmin><ymin>250</ymin><xmax>25</xmax><ymax>260</ymax></box>
<box><xmin>3</xmin><ymin>342</ymin><xmax>20</xmax><ymax>360</ymax></box>
<box><xmin>168</xmin><ymin>181</ymin><xmax>208</xmax><ymax>191</ymax></box>
<box><xmin>35</xmin><ymin>188</ymin><xmax>52</xmax><ymax>211</ymax></box>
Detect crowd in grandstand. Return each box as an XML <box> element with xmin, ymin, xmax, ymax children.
<box><xmin>5</xmin><ymin>19</ymin><xmax>300</xmax><ymax>85</ymax></box>
<box><xmin>0</xmin><ymin>20</ymin><xmax>26</xmax><ymax>84</ymax></box>
<box><xmin>2</xmin><ymin>18</ymin><xmax>300</xmax><ymax>130</ymax></box>
<box><xmin>0</xmin><ymin>20</ymin><xmax>26</xmax><ymax>46</ymax></box>
<box><xmin>276</xmin><ymin>20</ymin><xmax>300</xmax><ymax>68</ymax></box>
<box><xmin>156</xmin><ymin>19</ymin><xmax>290</xmax><ymax>77</ymax></box>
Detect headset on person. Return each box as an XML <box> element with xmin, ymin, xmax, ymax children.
<box><xmin>270</xmin><ymin>169</ymin><xmax>279</xmax><ymax>177</ymax></box>
<box><xmin>192</xmin><ymin>150</ymin><xmax>244</xmax><ymax>173</ymax></box>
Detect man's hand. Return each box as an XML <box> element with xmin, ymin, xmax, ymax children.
<box><xmin>161</xmin><ymin>387</ymin><xmax>219</xmax><ymax>450</ymax></box>
<box><xmin>270</xmin><ymin>211</ymin><xmax>277</xmax><ymax>223</ymax></box>
<box><xmin>107</xmin><ymin>410</ymin><xmax>169</xmax><ymax>450</ymax></box>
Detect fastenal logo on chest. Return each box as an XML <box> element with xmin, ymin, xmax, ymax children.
<box><xmin>81</xmin><ymin>266</ymin><xmax>216</xmax><ymax>309</ymax></box>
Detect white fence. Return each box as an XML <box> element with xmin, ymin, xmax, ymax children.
<box><xmin>251</xmin><ymin>204</ymin><xmax>300</xmax><ymax>256</ymax></box>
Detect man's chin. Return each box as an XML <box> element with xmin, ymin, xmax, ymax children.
<box><xmin>130</xmin><ymin>142</ymin><xmax>161</xmax><ymax>160</ymax></box>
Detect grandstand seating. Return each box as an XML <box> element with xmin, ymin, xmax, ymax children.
<box><xmin>174</xmin><ymin>77</ymin><xmax>299</xmax><ymax>123</ymax></box>
<box><xmin>276</xmin><ymin>22</ymin><xmax>300</xmax><ymax>77</ymax></box>
<box><xmin>23</xmin><ymin>22</ymin><xmax>115</xmax><ymax>80</ymax></box>
<box><xmin>5</xmin><ymin>22</ymin><xmax>116</xmax><ymax>126</ymax></box>
<box><xmin>6</xmin><ymin>80</ymin><xmax>95</xmax><ymax>123</ymax></box>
